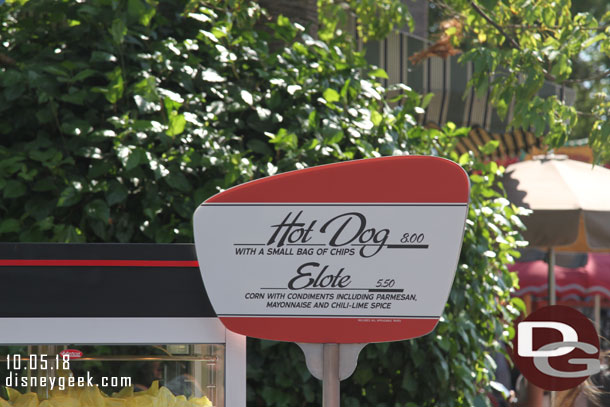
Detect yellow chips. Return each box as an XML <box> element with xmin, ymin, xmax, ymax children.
<box><xmin>1</xmin><ymin>381</ymin><xmax>212</xmax><ymax>407</ymax></box>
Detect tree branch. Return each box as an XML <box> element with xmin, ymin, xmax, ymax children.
<box><xmin>564</xmin><ymin>69</ymin><xmax>610</xmax><ymax>85</ymax></box>
<box><xmin>469</xmin><ymin>0</ymin><xmax>520</xmax><ymax>50</ymax></box>
<box><xmin>469</xmin><ymin>1</ymin><xmax>567</xmax><ymax>83</ymax></box>
<box><xmin>504</xmin><ymin>23</ymin><xmax>610</xmax><ymax>32</ymax></box>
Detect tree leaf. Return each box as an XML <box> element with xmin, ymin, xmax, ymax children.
<box><xmin>0</xmin><ymin>219</ymin><xmax>20</xmax><ymax>234</ymax></box>
<box><xmin>85</xmin><ymin>199</ymin><xmax>110</xmax><ymax>222</ymax></box>
<box><xmin>106</xmin><ymin>181</ymin><xmax>128</xmax><ymax>206</ymax></box>
<box><xmin>247</xmin><ymin>139</ymin><xmax>272</xmax><ymax>155</ymax></box>
<box><xmin>127</xmin><ymin>0</ymin><xmax>156</xmax><ymax>26</ymax></box>
<box><xmin>109</xmin><ymin>18</ymin><xmax>127</xmax><ymax>44</ymax></box>
<box><xmin>3</xmin><ymin>180</ymin><xmax>26</xmax><ymax>199</ymax></box>
<box><xmin>57</xmin><ymin>186</ymin><xmax>81</xmax><ymax>207</ymax></box>
<box><xmin>240</xmin><ymin>89</ymin><xmax>253</xmax><ymax>105</ymax></box>
<box><xmin>368</xmin><ymin>68</ymin><xmax>389</xmax><ymax>79</ymax></box>
<box><xmin>167</xmin><ymin>171</ymin><xmax>192</xmax><ymax>192</ymax></box>
<box><xmin>323</xmin><ymin>88</ymin><xmax>340</xmax><ymax>103</ymax></box>
<box><xmin>167</xmin><ymin>113</ymin><xmax>186</xmax><ymax>137</ymax></box>
<box><xmin>90</xmin><ymin>51</ymin><xmax>117</xmax><ymax>63</ymax></box>
<box><xmin>125</xmin><ymin>148</ymin><xmax>147</xmax><ymax>171</ymax></box>
<box><xmin>479</xmin><ymin>140</ymin><xmax>500</xmax><ymax>155</ymax></box>
<box><xmin>201</xmin><ymin>69</ymin><xmax>225</xmax><ymax>82</ymax></box>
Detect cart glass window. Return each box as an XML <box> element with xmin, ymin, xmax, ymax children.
<box><xmin>0</xmin><ymin>344</ymin><xmax>225</xmax><ymax>407</ymax></box>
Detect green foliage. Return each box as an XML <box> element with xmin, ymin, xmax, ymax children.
<box><xmin>437</xmin><ymin>0</ymin><xmax>610</xmax><ymax>163</ymax></box>
<box><xmin>0</xmin><ymin>0</ymin><xmax>420</xmax><ymax>243</ymax></box>
<box><xmin>0</xmin><ymin>1</ymin><xmax>522</xmax><ymax>406</ymax></box>
<box><xmin>318</xmin><ymin>0</ymin><xmax>413</xmax><ymax>45</ymax></box>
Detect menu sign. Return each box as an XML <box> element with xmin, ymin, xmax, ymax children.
<box><xmin>193</xmin><ymin>156</ymin><xmax>470</xmax><ymax>343</ymax></box>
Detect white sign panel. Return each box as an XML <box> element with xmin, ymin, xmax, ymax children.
<box><xmin>195</xmin><ymin>203</ymin><xmax>466</xmax><ymax>317</ymax></box>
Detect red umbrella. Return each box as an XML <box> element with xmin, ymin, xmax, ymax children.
<box><xmin>510</xmin><ymin>253</ymin><xmax>610</xmax><ymax>332</ymax></box>
<box><xmin>510</xmin><ymin>253</ymin><xmax>610</xmax><ymax>304</ymax></box>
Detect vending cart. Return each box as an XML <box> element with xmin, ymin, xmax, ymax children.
<box><xmin>0</xmin><ymin>243</ymin><xmax>245</xmax><ymax>407</ymax></box>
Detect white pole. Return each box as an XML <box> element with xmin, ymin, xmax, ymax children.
<box><xmin>323</xmin><ymin>343</ymin><xmax>340</xmax><ymax>407</ymax></box>
<box><xmin>548</xmin><ymin>247</ymin><xmax>556</xmax><ymax>407</ymax></box>
<box><xmin>594</xmin><ymin>294</ymin><xmax>601</xmax><ymax>334</ymax></box>
<box><xmin>548</xmin><ymin>247</ymin><xmax>556</xmax><ymax>305</ymax></box>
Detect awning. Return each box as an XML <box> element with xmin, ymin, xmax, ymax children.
<box><xmin>360</xmin><ymin>30</ymin><xmax>575</xmax><ymax>159</ymax></box>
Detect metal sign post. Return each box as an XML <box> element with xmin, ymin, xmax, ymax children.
<box><xmin>323</xmin><ymin>344</ymin><xmax>340</xmax><ymax>407</ymax></box>
<box><xmin>298</xmin><ymin>342</ymin><xmax>367</xmax><ymax>407</ymax></box>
